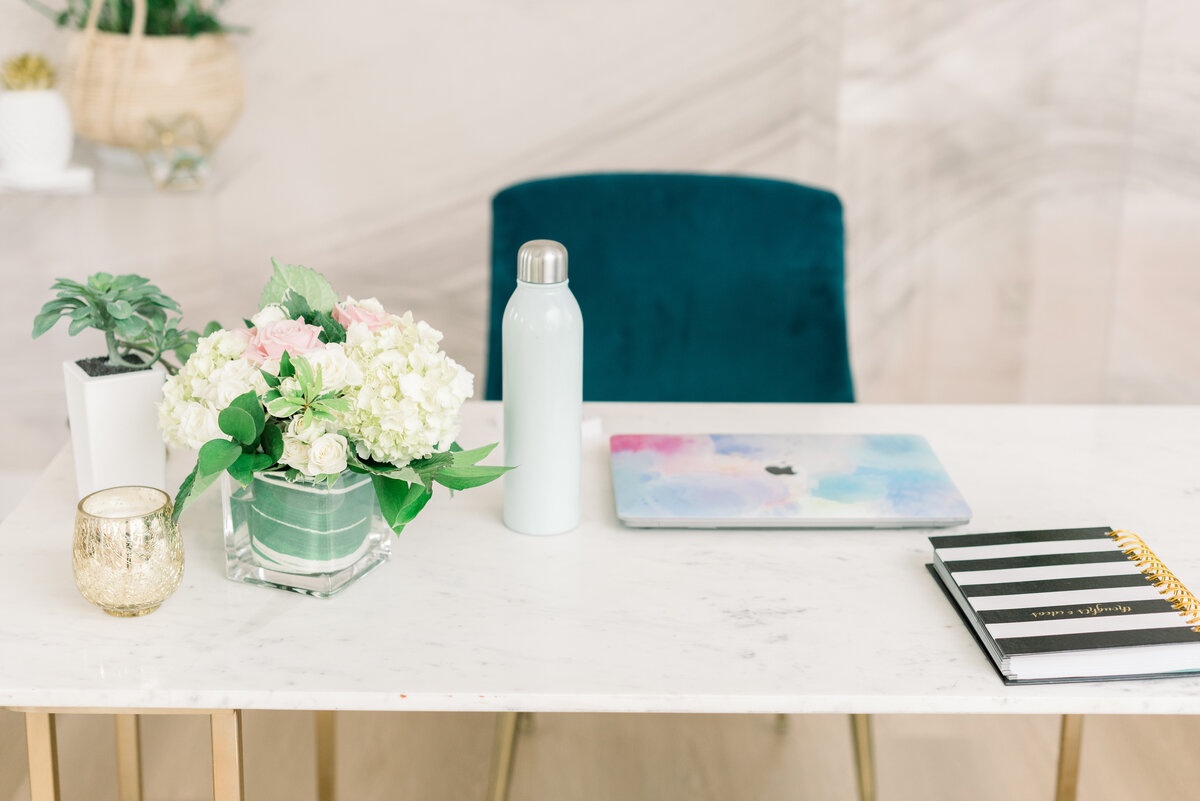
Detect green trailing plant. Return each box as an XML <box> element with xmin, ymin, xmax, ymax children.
<box><xmin>32</xmin><ymin>272</ymin><xmax>215</xmax><ymax>373</ymax></box>
<box><xmin>25</xmin><ymin>0</ymin><xmax>245</xmax><ymax>37</ymax></box>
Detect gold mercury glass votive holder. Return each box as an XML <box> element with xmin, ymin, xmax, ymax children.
<box><xmin>73</xmin><ymin>486</ymin><xmax>184</xmax><ymax>617</ymax></box>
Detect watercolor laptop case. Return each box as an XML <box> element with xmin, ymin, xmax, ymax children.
<box><xmin>609</xmin><ymin>434</ymin><xmax>971</xmax><ymax>528</ymax></box>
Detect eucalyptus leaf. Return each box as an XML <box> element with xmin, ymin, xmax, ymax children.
<box><xmin>227</xmin><ymin>453</ymin><xmax>277</xmax><ymax>486</ymax></box>
<box><xmin>228</xmin><ymin>391</ymin><xmax>266</xmax><ymax>438</ymax></box>
<box><xmin>197</xmin><ymin>438</ymin><xmax>241</xmax><ymax>476</ymax></box>
<box><xmin>261</xmin><ymin>424</ymin><xmax>284</xmax><ymax>461</ymax></box>
<box><xmin>218</xmin><ymin>407</ymin><xmax>257</xmax><ymax>446</ymax></box>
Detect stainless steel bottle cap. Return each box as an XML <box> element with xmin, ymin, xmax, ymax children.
<box><xmin>517</xmin><ymin>239</ymin><xmax>568</xmax><ymax>283</ymax></box>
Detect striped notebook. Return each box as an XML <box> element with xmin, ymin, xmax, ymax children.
<box><xmin>929</xmin><ymin>527</ymin><xmax>1200</xmax><ymax>683</ymax></box>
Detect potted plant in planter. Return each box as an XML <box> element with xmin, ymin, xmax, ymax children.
<box><xmin>159</xmin><ymin>259</ymin><xmax>510</xmax><ymax>597</ymax></box>
<box><xmin>0</xmin><ymin>53</ymin><xmax>74</xmax><ymax>182</ymax></box>
<box><xmin>25</xmin><ymin>0</ymin><xmax>245</xmax><ymax>149</ymax></box>
<box><xmin>32</xmin><ymin>272</ymin><xmax>211</xmax><ymax>498</ymax></box>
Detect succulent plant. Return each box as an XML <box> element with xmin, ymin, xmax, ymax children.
<box><xmin>32</xmin><ymin>272</ymin><xmax>217</xmax><ymax>373</ymax></box>
<box><xmin>2</xmin><ymin>53</ymin><xmax>55</xmax><ymax>91</ymax></box>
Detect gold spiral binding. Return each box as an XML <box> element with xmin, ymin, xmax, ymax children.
<box><xmin>1108</xmin><ymin>529</ymin><xmax>1200</xmax><ymax>632</ymax></box>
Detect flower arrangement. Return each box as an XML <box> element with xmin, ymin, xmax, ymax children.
<box><xmin>161</xmin><ymin>259</ymin><xmax>507</xmax><ymax>534</ymax></box>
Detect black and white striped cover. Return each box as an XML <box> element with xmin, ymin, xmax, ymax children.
<box><xmin>929</xmin><ymin>527</ymin><xmax>1200</xmax><ymax>682</ymax></box>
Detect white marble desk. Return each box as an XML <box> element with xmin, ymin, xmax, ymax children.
<box><xmin>4</xmin><ymin>402</ymin><xmax>1200</xmax><ymax>798</ymax></box>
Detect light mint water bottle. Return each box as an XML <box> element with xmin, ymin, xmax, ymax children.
<box><xmin>501</xmin><ymin>240</ymin><xmax>583</xmax><ymax>535</ymax></box>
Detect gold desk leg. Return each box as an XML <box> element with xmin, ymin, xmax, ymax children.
<box><xmin>211</xmin><ymin>709</ymin><xmax>245</xmax><ymax>801</ymax></box>
<box><xmin>115</xmin><ymin>714</ymin><xmax>143</xmax><ymax>801</ymax></box>
<box><xmin>850</xmin><ymin>713</ymin><xmax>876</xmax><ymax>801</ymax></box>
<box><xmin>316</xmin><ymin>710</ymin><xmax>337</xmax><ymax>801</ymax></box>
<box><xmin>1056</xmin><ymin>714</ymin><xmax>1084</xmax><ymax>801</ymax></box>
<box><xmin>487</xmin><ymin>712</ymin><xmax>520</xmax><ymax>801</ymax></box>
<box><xmin>25</xmin><ymin>712</ymin><xmax>61</xmax><ymax>801</ymax></box>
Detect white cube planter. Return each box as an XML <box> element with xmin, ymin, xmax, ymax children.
<box><xmin>63</xmin><ymin>360</ymin><xmax>167</xmax><ymax>500</ymax></box>
<box><xmin>0</xmin><ymin>90</ymin><xmax>73</xmax><ymax>179</ymax></box>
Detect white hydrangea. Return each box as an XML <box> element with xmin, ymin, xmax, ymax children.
<box><xmin>158</xmin><ymin>329</ymin><xmax>269</xmax><ymax>449</ymax></box>
<box><xmin>342</xmin><ymin>312</ymin><xmax>474</xmax><ymax>466</ymax></box>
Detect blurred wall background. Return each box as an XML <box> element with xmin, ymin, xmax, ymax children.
<box><xmin>1</xmin><ymin>0</ymin><xmax>1198</xmax><ymax>482</ymax></box>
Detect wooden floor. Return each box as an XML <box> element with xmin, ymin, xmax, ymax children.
<box><xmin>3</xmin><ymin>710</ymin><xmax>1198</xmax><ymax>800</ymax></box>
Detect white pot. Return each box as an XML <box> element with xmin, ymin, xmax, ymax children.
<box><xmin>0</xmin><ymin>90</ymin><xmax>74</xmax><ymax>178</ymax></box>
<box><xmin>63</xmin><ymin>360</ymin><xmax>167</xmax><ymax>500</ymax></box>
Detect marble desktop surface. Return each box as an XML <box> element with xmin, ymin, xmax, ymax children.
<box><xmin>2</xmin><ymin>402</ymin><xmax>1200</xmax><ymax>715</ymax></box>
<box><xmin>3</xmin><ymin>0</ymin><xmax>1200</xmax><ymax>483</ymax></box>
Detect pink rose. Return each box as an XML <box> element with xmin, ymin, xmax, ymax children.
<box><xmin>241</xmin><ymin>319</ymin><xmax>325</xmax><ymax>366</ymax></box>
<box><xmin>332</xmin><ymin>296</ymin><xmax>393</xmax><ymax>332</ymax></box>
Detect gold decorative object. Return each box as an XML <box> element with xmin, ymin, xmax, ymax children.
<box><xmin>139</xmin><ymin>114</ymin><xmax>211</xmax><ymax>190</ymax></box>
<box><xmin>73</xmin><ymin>486</ymin><xmax>184</xmax><ymax>617</ymax></box>
<box><xmin>3</xmin><ymin>53</ymin><xmax>55</xmax><ymax>91</ymax></box>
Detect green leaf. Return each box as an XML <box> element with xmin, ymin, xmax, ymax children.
<box><xmin>450</xmin><ymin>442</ymin><xmax>499</xmax><ymax>467</ymax></box>
<box><xmin>345</xmin><ymin>449</ymin><xmax>418</xmax><ymax>481</ymax></box>
<box><xmin>67</xmin><ymin>316</ymin><xmax>92</xmax><ymax>336</ymax></box>
<box><xmin>218</xmin><ymin>407</ymin><xmax>257</xmax><ymax>445</ymax></box>
<box><xmin>433</xmin><ymin>464</ymin><xmax>513</xmax><ymax>490</ymax></box>
<box><xmin>292</xmin><ymin>354</ymin><xmax>317</xmax><ymax>391</ymax></box>
<box><xmin>226</xmin><ymin>452</ymin><xmax>277</xmax><ymax>486</ymax></box>
<box><xmin>171</xmin><ymin>465</ymin><xmax>199</xmax><ymax>523</ymax></box>
<box><xmin>31</xmin><ymin>310</ymin><xmax>63</xmax><ymax>338</ymax></box>
<box><xmin>280</xmin><ymin>289</ymin><xmax>313</xmax><ymax>320</ymax></box>
<box><xmin>87</xmin><ymin>272</ymin><xmax>114</xmax><ymax>292</ymax></box>
<box><xmin>172</xmin><ymin>438</ymin><xmax>240</xmax><ymax>522</ymax></box>
<box><xmin>307</xmin><ymin>309</ymin><xmax>346</xmax><ymax>344</ymax></box>
<box><xmin>114</xmin><ymin>315</ymin><xmax>148</xmax><ymax>339</ymax></box>
<box><xmin>106</xmin><ymin>299</ymin><xmax>133</xmax><ymax>319</ymax></box>
<box><xmin>203</xmin><ymin>320</ymin><xmax>223</xmax><ymax>336</ymax></box>
<box><xmin>313</xmin><ymin>396</ymin><xmax>349</xmax><ymax>414</ymax></box>
<box><xmin>260</xmin><ymin>370</ymin><xmax>281</xmax><ymax>388</ymax></box>
<box><xmin>278</xmin><ymin>350</ymin><xmax>295</xmax><ymax>378</ymax></box>
<box><xmin>228</xmin><ymin>391</ymin><xmax>266</xmax><ymax>438</ymax></box>
<box><xmin>261</xmin><ymin>424</ymin><xmax>284</xmax><ymax>461</ymax></box>
<box><xmin>370</xmin><ymin>475</ymin><xmax>432</xmax><ymax>535</ymax></box>
<box><xmin>266</xmin><ymin>397</ymin><xmax>303</xmax><ymax>418</ymax></box>
<box><xmin>258</xmin><ymin>258</ymin><xmax>338</xmax><ymax>313</ymax></box>
<box><xmin>409</xmin><ymin>451</ymin><xmax>455</xmax><ymax>492</ymax></box>
<box><xmin>197</xmin><ymin>438</ymin><xmax>241</xmax><ymax>476</ymax></box>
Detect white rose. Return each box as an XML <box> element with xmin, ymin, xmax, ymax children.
<box><xmin>286</xmin><ymin>414</ymin><xmax>329</xmax><ymax>444</ymax></box>
<box><xmin>305</xmin><ymin>343</ymin><xmax>362</xmax><ymax>392</ymax></box>
<box><xmin>279</xmin><ymin>435</ymin><xmax>311</xmax><ymax>472</ymax></box>
<box><xmin>178</xmin><ymin>403</ymin><xmax>220</xmax><ymax>450</ymax></box>
<box><xmin>250</xmin><ymin>304</ymin><xmax>289</xmax><ymax>328</ymax></box>
<box><xmin>307</xmin><ymin>433</ymin><xmax>349</xmax><ymax>476</ymax></box>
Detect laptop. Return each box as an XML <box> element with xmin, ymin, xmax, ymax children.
<box><xmin>610</xmin><ymin>433</ymin><xmax>971</xmax><ymax>529</ymax></box>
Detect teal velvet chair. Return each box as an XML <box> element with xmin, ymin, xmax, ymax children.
<box><xmin>486</xmin><ymin>172</ymin><xmax>854</xmax><ymax>403</ymax></box>
<box><xmin>483</xmin><ymin>173</ymin><xmax>868</xmax><ymax>801</ymax></box>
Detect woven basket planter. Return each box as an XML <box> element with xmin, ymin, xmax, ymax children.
<box><xmin>63</xmin><ymin>0</ymin><xmax>244</xmax><ymax>149</ymax></box>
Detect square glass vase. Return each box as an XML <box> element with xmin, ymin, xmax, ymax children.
<box><xmin>221</xmin><ymin>470</ymin><xmax>391</xmax><ymax>598</ymax></box>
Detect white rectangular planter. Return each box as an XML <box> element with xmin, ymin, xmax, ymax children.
<box><xmin>63</xmin><ymin>360</ymin><xmax>167</xmax><ymax>499</ymax></box>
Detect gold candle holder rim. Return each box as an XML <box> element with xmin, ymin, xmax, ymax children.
<box><xmin>78</xmin><ymin>485</ymin><xmax>171</xmax><ymax>520</ymax></box>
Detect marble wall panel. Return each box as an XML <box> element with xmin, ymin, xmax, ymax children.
<box><xmin>837</xmin><ymin>0</ymin><xmax>1144</xmax><ymax>402</ymax></box>
<box><xmin>2</xmin><ymin>0</ymin><xmax>1199</xmax><ymax>478</ymax></box>
<box><xmin>1107</xmin><ymin>0</ymin><xmax>1200</xmax><ymax>404</ymax></box>
<box><xmin>0</xmin><ymin>0</ymin><xmax>839</xmax><ymax>474</ymax></box>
